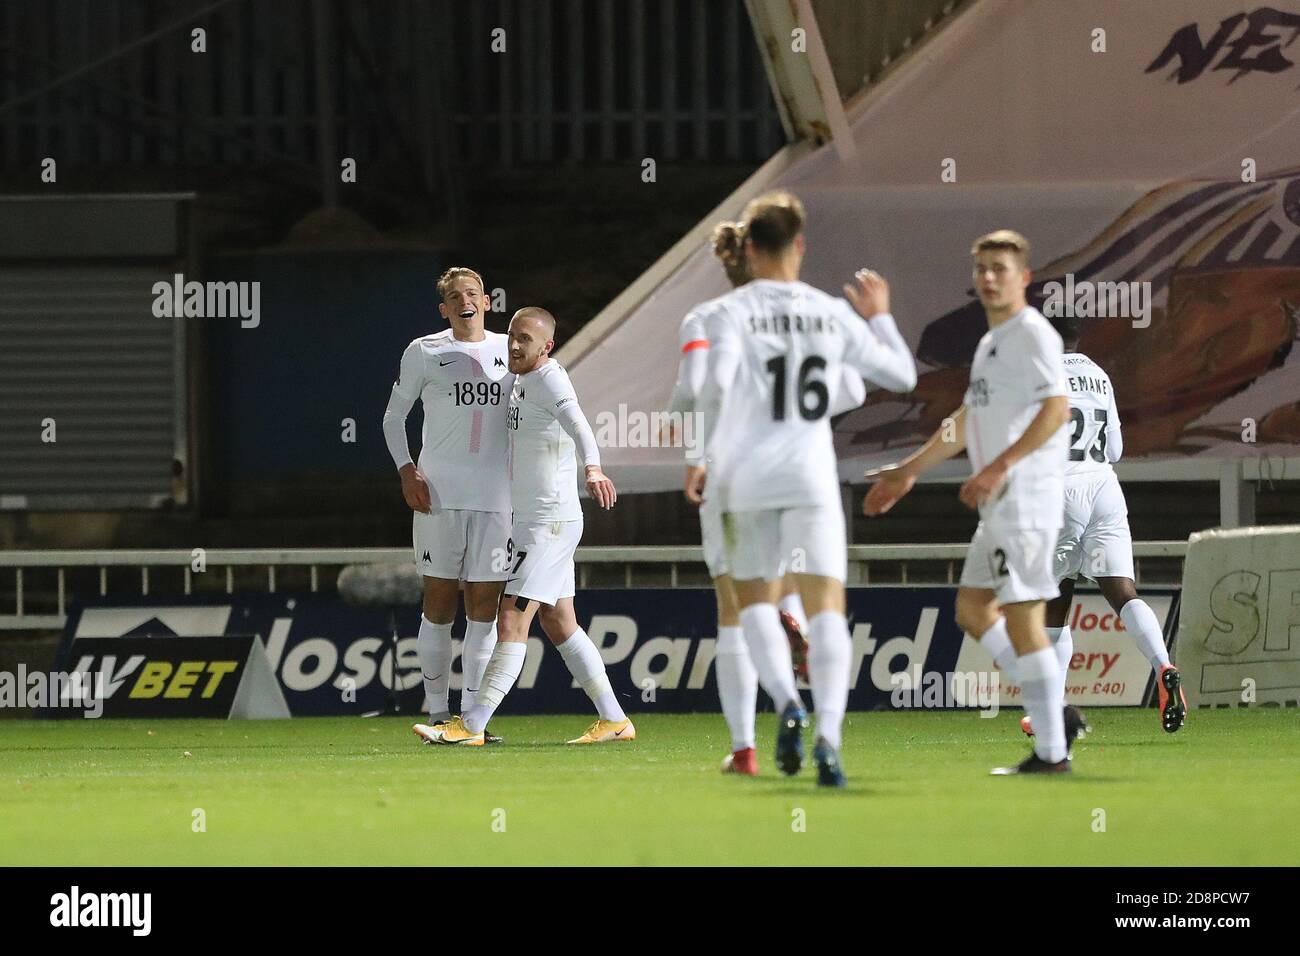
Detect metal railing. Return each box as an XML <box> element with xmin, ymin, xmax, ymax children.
<box><xmin>0</xmin><ymin>541</ymin><xmax>1190</xmax><ymax>630</ymax></box>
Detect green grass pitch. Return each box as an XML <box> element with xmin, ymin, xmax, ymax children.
<box><xmin>2</xmin><ymin>708</ymin><xmax>1296</xmax><ymax>866</ymax></box>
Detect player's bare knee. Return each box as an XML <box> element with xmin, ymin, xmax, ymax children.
<box><xmin>538</xmin><ymin>615</ymin><xmax>566</xmax><ymax>645</ymax></box>
<box><xmin>1044</xmin><ymin>593</ymin><xmax>1071</xmax><ymax>628</ymax></box>
<box><xmin>955</xmin><ymin>596</ymin><xmax>998</xmax><ymax>638</ymax></box>
<box><xmin>425</xmin><ymin>603</ymin><xmax>455</xmax><ymax>624</ymax></box>
<box><xmin>421</xmin><ymin>579</ymin><xmax>457</xmax><ymax>624</ymax></box>
<box><xmin>495</xmin><ymin>597</ymin><xmax>521</xmax><ymax>641</ymax></box>
<box><xmin>714</xmin><ymin>577</ymin><xmax>740</xmax><ymax>627</ymax></box>
<box><xmin>796</xmin><ymin>574</ymin><xmax>844</xmax><ymax>617</ymax></box>
<box><xmin>1100</xmin><ymin>576</ymin><xmax>1137</xmax><ymax>613</ymax></box>
<box><xmin>464</xmin><ymin>581</ymin><xmax>503</xmax><ymax>622</ymax></box>
<box><xmin>537</xmin><ymin>603</ymin><xmax>576</xmax><ymax>644</ymax></box>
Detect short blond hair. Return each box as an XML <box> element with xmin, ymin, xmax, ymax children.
<box><xmin>512</xmin><ymin>306</ymin><xmax>556</xmax><ymax>338</ymax></box>
<box><xmin>971</xmin><ymin>230</ymin><xmax>1030</xmax><ymax>265</ymax></box>
<box><xmin>437</xmin><ymin>266</ymin><xmax>485</xmax><ymax>300</ymax></box>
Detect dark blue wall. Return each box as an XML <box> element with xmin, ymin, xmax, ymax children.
<box><xmin>205</xmin><ymin>249</ymin><xmax>455</xmax><ymax>480</ymax></box>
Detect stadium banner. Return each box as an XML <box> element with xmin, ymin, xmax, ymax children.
<box><xmin>1177</xmin><ymin>525</ymin><xmax>1300</xmax><ymax>709</ymax></box>
<box><xmin>57</xmin><ymin>588</ymin><xmax>1177</xmax><ymax>716</ymax></box>
<box><xmin>49</xmin><ymin>635</ymin><xmax>289</xmax><ymax>719</ymax></box>
<box><xmin>955</xmin><ymin>592</ymin><xmax>1174</xmax><ymax>708</ymax></box>
<box><xmin>566</xmin><ymin>0</ymin><xmax>1300</xmax><ymax>494</ymax></box>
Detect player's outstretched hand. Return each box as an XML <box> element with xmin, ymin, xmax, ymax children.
<box><xmin>844</xmin><ymin>268</ymin><xmax>890</xmax><ymax>319</ymax></box>
<box><xmin>684</xmin><ymin>464</ymin><xmax>707</xmax><ymax>504</ymax></box>
<box><xmin>958</xmin><ymin>460</ymin><xmax>1008</xmax><ymax>510</ymax></box>
<box><xmin>399</xmin><ymin>463</ymin><xmax>432</xmax><ymax>514</ymax></box>
<box><xmin>862</xmin><ymin>465</ymin><xmax>915</xmax><ymax>516</ymax></box>
<box><xmin>586</xmin><ymin>466</ymin><xmax>617</xmax><ymax>510</ymax></box>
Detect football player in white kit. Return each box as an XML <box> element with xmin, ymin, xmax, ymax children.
<box><xmin>688</xmin><ymin>191</ymin><xmax>917</xmax><ymax>787</ymax></box>
<box><xmin>865</xmin><ymin>231</ymin><xmax>1081</xmax><ymax>775</ymax></box>
<box><xmin>383</xmin><ymin>267</ymin><xmax>511</xmax><ymax>743</ymax></box>
<box><xmin>1013</xmin><ymin>312</ymin><xmax>1185</xmax><ymax>735</ymax></box>
<box><xmin>671</xmin><ymin>219</ymin><xmax>866</xmax><ymax>776</ymax></box>
<box><xmin>424</xmin><ymin>307</ymin><xmax>634</xmax><ymax>746</ymax></box>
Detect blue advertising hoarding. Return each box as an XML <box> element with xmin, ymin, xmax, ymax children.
<box><xmin>58</xmin><ymin>586</ymin><xmax>1175</xmax><ymax>716</ymax></box>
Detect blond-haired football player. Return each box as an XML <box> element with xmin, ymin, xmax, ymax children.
<box><xmin>384</xmin><ymin>267</ymin><xmax>511</xmax><ymax>742</ymax></box>
<box><xmin>689</xmin><ymin>191</ymin><xmax>917</xmax><ymax>786</ymax></box>
<box><xmin>421</xmin><ymin>307</ymin><xmax>633</xmax><ymax>746</ymax></box>
<box><xmin>672</xmin><ymin>219</ymin><xmax>868</xmax><ymax>776</ymax></box>
<box><xmin>865</xmin><ymin>231</ymin><xmax>1080</xmax><ymax>774</ymax></box>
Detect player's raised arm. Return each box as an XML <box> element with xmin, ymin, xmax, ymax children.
<box><xmin>863</xmin><ymin>404</ymin><xmax>968</xmax><ymax>515</ymax></box>
<box><xmin>841</xmin><ymin>269</ymin><xmax>918</xmax><ymax>393</ymax></box>
<box><xmin>383</xmin><ymin>341</ymin><xmax>432</xmax><ymax>513</ymax></box>
<box><xmin>541</xmin><ymin>366</ymin><xmax>617</xmax><ymax>511</ymax></box>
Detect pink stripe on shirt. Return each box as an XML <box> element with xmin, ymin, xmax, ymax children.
<box><xmin>468</xmin><ymin>351</ymin><xmax>484</xmax><ymax>455</ymax></box>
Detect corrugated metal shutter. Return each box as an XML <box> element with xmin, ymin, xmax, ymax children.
<box><xmin>0</xmin><ymin>266</ymin><xmax>182</xmax><ymax>510</ymax></box>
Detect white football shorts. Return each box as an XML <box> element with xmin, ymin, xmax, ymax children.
<box><xmin>699</xmin><ymin>497</ymin><xmax>729</xmax><ymax>579</ymax></box>
<box><xmin>959</xmin><ymin>521</ymin><xmax>1060</xmax><ymax>605</ymax></box>
<box><xmin>1053</xmin><ymin>471</ymin><xmax>1134</xmax><ymax>582</ymax></box>
<box><xmin>502</xmin><ymin>519</ymin><xmax>584</xmax><ymax>607</ymax></box>
<box><xmin>412</xmin><ymin>508</ymin><xmax>511</xmax><ymax>582</ymax></box>
<box><xmin>723</xmin><ymin>504</ymin><xmax>847</xmax><ymax>583</ymax></box>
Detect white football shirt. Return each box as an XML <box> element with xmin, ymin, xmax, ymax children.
<box><xmin>387</xmin><ymin>329</ymin><xmax>512</xmax><ymax>512</ymax></box>
<box><xmin>964</xmin><ymin>307</ymin><xmax>1068</xmax><ymax>529</ymax></box>
<box><xmin>1062</xmin><ymin>352</ymin><xmax>1123</xmax><ymax>479</ymax></box>
<box><xmin>672</xmin><ymin>290</ymin><xmax>871</xmax><ymax>463</ymax></box>
<box><xmin>701</xmin><ymin>279</ymin><xmax>917</xmax><ymax>513</ymax></box>
<box><xmin>507</xmin><ymin>359</ymin><xmax>598</xmax><ymax>523</ymax></box>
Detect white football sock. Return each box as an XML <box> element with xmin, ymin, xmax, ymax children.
<box><xmin>463</xmin><ymin>642</ymin><xmax>527</xmax><ymax>734</ymax></box>
<box><xmin>714</xmin><ymin>625</ymin><xmax>757</xmax><ymax>751</ymax></box>
<box><xmin>460</xmin><ymin>617</ymin><xmax>498</xmax><ymax>712</ymax></box>
<box><xmin>807</xmin><ymin>611</ymin><xmax>851</xmax><ymax>750</ymax></box>
<box><xmin>978</xmin><ymin>617</ymin><xmax>1019</xmax><ymax>683</ymax></box>
<box><xmin>1045</xmin><ymin>625</ymin><xmax>1072</xmax><ymax>701</ymax></box>
<box><xmin>778</xmin><ymin>590</ymin><xmax>809</xmax><ymax>632</ymax></box>
<box><xmin>557</xmin><ymin>627</ymin><xmax>626</xmax><ymax>722</ymax></box>
<box><xmin>1018</xmin><ymin>648</ymin><xmax>1066</xmax><ymax>763</ymax></box>
<box><xmin>738</xmin><ymin>603</ymin><xmax>800</xmax><ymax>712</ymax></box>
<box><xmin>417</xmin><ymin>616</ymin><xmax>453</xmax><ymax>717</ymax></box>
<box><xmin>1120</xmin><ymin>599</ymin><xmax>1170</xmax><ymax>670</ymax></box>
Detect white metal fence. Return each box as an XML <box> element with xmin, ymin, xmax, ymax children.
<box><xmin>0</xmin><ymin>542</ymin><xmax>1190</xmax><ymax>630</ymax></box>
